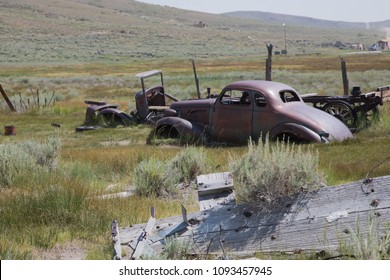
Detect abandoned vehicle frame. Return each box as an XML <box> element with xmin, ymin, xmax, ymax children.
<box><xmin>76</xmin><ymin>70</ymin><xmax>179</xmax><ymax>131</ymax></box>
<box><xmin>155</xmin><ymin>80</ymin><xmax>353</xmax><ymax>144</ymax></box>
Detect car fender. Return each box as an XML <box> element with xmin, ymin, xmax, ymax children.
<box><xmin>155</xmin><ymin>117</ymin><xmax>206</xmax><ymax>139</ymax></box>
<box><xmin>270</xmin><ymin>123</ymin><xmax>323</xmax><ymax>143</ymax></box>
<box><xmin>99</xmin><ymin>108</ymin><xmax>134</xmax><ymax>125</ymax></box>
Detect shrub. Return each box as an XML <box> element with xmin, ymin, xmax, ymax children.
<box><xmin>134</xmin><ymin>157</ymin><xmax>167</xmax><ymax>196</ymax></box>
<box><xmin>133</xmin><ymin>147</ymin><xmax>207</xmax><ymax>197</ymax></box>
<box><xmin>342</xmin><ymin>217</ymin><xmax>390</xmax><ymax>260</ymax></box>
<box><xmin>18</xmin><ymin>137</ymin><xmax>61</xmax><ymax>170</ymax></box>
<box><xmin>166</xmin><ymin>146</ymin><xmax>207</xmax><ymax>185</ymax></box>
<box><xmin>0</xmin><ymin>137</ymin><xmax>61</xmax><ymax>187</ymax></box>
<box><xmin>141</xmin><ymin>235</ymin><xmax>193</xmax><ymax>260</ymax></box>
<box><xmin>229</xmin><ymin>139</ymin><xmax>325</xmax><ymax>204</ymax></box>
<box><xmin>160</xmin><ymin>235</ymin><xmax>193</xmax><ymax>260</ymax></box>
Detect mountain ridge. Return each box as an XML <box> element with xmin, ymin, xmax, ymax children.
<box><xmin>222</xmin><ymin>11</ymin><xmax>390</xmax><ymax>30</ymax></box>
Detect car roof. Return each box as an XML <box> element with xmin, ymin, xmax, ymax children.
<box><xmin>224</xmin><ymin>80</ymin><xmax>297</xmax><ymax>95</ymax></box>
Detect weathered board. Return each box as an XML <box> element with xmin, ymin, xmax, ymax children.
<box><xmin>197</xmin><ymin>172</ymin><xmax>235</xmax><ymax>210</ymax></box>
<box><xmin>116</xmin><ymin>175</ymin><xmax>390</xmax><ymax>259</ymax></box>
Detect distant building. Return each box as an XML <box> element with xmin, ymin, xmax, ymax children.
<box><xmin>193</xmin><ymin>21</ymin><xmax>206</xmax><ymax>28</ymax></box>
<box><xmin>378</xmin><ymin>39</ymin><xmax>390</xmax><ymax>50</ymax></box>
<box><xmin>334</xmin><ymin>41</ymin><xmax>364</xmax><ymax>50</ymax></box>
<box><xmin>351</xmin><ymin>43</ymin><xmax>364</xmax><ymax>51</ymax></box>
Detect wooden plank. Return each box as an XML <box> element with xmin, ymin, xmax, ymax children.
<box><xmin>149</xmin><ymin>205</ymin><xmax>189</xmax><ymax>242</ymax></box>
<box><xmin>118</xmin><ymin>176</ymin><xmax>390</xmax><ymax>257</ymax></box>
<box><xmin>191</xmin><ymin>208</ymin><xmax>390</xmax><ymax>254</ymax></box>
<box><xmin>198</xmin><ymin>190</ymin><xmax>235</xmax><ymax>211</ymax></box>
<box><xmin>197</xmin><ymin>172</ymin><xmax>233</xmax><ymax>196</ymax></box>
<box><xmin>197</xmin><ymin>172</ymin><xmax>235</xmax><ymax>210</ymax></box>
<box><xmin>111</xmin><ymin>220</ymin><xmax>122</xmax><ymax>260</ymax></box>
<box><xmin>131</xmin><ymin>208</ymin><xmax>156</xmax><ymax>259</ymax></box>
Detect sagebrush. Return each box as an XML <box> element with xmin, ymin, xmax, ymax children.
<box><xmin>134</xmin><ymin>146</ymin><xmax>207</xmax><ymax>196</ymax></box>
<box><xmin>229</xmin><ymin>139</ymin><xmax>325</xmax><ymax>204</ymax></box>
<box><xmin>0</xmin><ymin>137</ymin><xmax>60</xmax><ymax>187</ymax></box>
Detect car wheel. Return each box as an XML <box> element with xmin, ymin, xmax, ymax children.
<box><xmin>155</xmin><ymin>125</ymin><xmax>179</xmax><ymax>138</ymax></box>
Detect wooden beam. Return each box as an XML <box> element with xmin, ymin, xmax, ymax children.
<box><xmin>119</xmin><ymin>176</ymin><xmax>390</xmax><ymax>258</ymax></box>
<box><xmin>111</xmin><ymin>220</ymin><xmax>122</xmax><ymax>260</ymax></box>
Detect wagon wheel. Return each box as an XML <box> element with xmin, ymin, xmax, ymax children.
<box><xmin>357</xmin><ymin>105</ymin><xmax>380</xmax><ymax>128</ymax></box>
<box><xmin>322</xmin><ymin>101</ymin><xmax>356</xmax><ymax>129</ymax></box>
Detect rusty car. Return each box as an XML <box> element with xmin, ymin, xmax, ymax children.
<box><xmin>76</xmin><ymin>70</ymin><xmax>178</xmax><ymax>131</ymax></box>
<box><xmin>154</xmin><ymin>80</ymin><xmax>353</xmax><ymax>144</ymax></box>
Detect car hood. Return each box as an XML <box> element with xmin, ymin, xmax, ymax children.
<box><xmin>282</xmin><ymin>102</ymin><xmax>353</xmax><ymax>141</ymax></box>
<box><xmin>170</xmin><ymin>98</ymin><xmax>215</xmax><ymax>110</ymax></box>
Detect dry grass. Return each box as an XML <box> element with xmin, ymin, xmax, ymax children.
<box><xmin>1</xmin><ymin>49</ymin><xmax>390</xmax><ymax>259</ymax></box>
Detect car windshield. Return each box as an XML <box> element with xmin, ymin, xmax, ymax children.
<box><xmin>279</xmin><ymin>90</ymin><xmax>301</xmax><ymax>103</ymax></box>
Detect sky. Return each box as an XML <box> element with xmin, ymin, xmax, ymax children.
<box><xmin>137</xmin><ymin>0</ymin><xmax>390</xmax><ymax>23</ymax></box>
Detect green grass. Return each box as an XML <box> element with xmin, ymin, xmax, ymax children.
<box><xmin>0</xmin><ymin>54</ymin><xmax>390</xmax><ymax>259</ymax></box>
<box><xmin>1</xmin><ymin>0</ymin><xmax>389</xmax><ymax>260</ymax></box>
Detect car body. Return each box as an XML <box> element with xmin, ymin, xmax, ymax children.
<box><xmin>369</xmin><ymin>44</ymin><xmax>379</xmax><ymax>51</ymax></box>
<box><xmin>155</xmin><ymin>80</ymin><xmax>353</xmax><ymax>144</ymax></box>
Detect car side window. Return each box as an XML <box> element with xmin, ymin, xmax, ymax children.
<box><xmin>254</xmin><ymin>91</ymin><xmax>267</xmax><ymax>107</ymax></box>
<box><xmin>220</xmin><ymin>90</ymin><xmax>251</xmax><ymax>105</ymax></box>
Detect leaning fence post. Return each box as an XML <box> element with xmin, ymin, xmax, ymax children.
<box><xmin>0</xmin><ymin>84</ymin><xmax>17</xmax><ymax>112</ymax></box>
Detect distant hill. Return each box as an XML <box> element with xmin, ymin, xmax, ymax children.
<box><xmin>0</xmin><ymin>0</ymin><xmax>387</xmax><ymax>64</ymax></box>
<box><xmin>223</xmin><ymin>11</ymin><xmax>390</xmax><ymax>30</ymax></box>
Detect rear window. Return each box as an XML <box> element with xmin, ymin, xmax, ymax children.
<box><xmin>279</xmin><ymin>90</ymin><xmax>300</xmax><ymax>103</ymax></box>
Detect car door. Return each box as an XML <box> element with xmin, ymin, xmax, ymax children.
<box><xmin>252</xmin><ymin>90</ymin><xmax>272</xmax><ymax>141</ymax></box>
<box><xmin>211</xmin><ymin>89</ymin><xmax>253</xmax><ymax>143</ymax></box>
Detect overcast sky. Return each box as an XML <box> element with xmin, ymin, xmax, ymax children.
<box><xmin>137</xmin><ymin>0</ymin><xmax>390</xmax><ymax>23</ymax></box>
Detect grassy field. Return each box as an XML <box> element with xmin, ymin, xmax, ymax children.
<box><xmin>1</xmin><ymin>53</ymin><xmax>390</xmax><ymax>259</ymax></box>
<box><xmin>0</xmin><ymin>0</ymin><xmax>390</xmax><ymax>260</ymax></box>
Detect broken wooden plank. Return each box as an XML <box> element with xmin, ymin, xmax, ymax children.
<box><xmin>197</xmin><ymin>172</ymin><xmax>233</xmax><ymax>196</ymax></box>
<box><xmin>149</xmin><ymin>205</ymin><xmax>189</xmax><ymax>242</ymax></box>
<box><xmin>197</xmin><ymin>172</ymin><xmax>235</xmax><ymax>210</ymax></box>
<box><xmin>118</xmin><ymin>175</ymin><xmax>390</xmax><ymax>258</ymax></box>
<box><xmin>111</xmin><ymin>220</ymin><xmax>122</xmax><ymax>260</ymax></box>
<box><xmin>131</xmin><ymin>208</ymin><xmax>156</xmax><ymax>259</ymax></box>
<box><xmin>198</xmin><ymin>190</ymin><xmax>236</xmax><ymax>211</ymax></box>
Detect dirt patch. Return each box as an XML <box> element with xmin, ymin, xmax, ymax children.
<box><xmin>33</xmin><ymin>241</ymin><xmax>87</xmax><ymax>260</ymax></box>
<box><xmin>100</xmin><ymin>140</ymin><xmax>131</xmax><ymax>146</ymax></box>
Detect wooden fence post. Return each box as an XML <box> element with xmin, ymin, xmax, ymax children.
<box><xmin>0</xmin><ymin>84</ymin><xmax>17</xmax><ymax>112</ymax></box>
<box><xmin>265</xmin><ymin>44</ymin><xmax>273</xmax><ymax>81</ymax></box>
<box><xmin>340</xmin><ymin>57</ymin><xmax>349</xmax><ymax>96</ymax></box>
<box><xmin>191</xmin><ymin>59</ymin><xmax>201</xmax><ymax>99</ymax></box>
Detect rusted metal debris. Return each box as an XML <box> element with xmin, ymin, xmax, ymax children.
<box><xmin>113</xmin><ymin>175</ymin><xmax>390</xmax><ymax>259</ymax></box>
